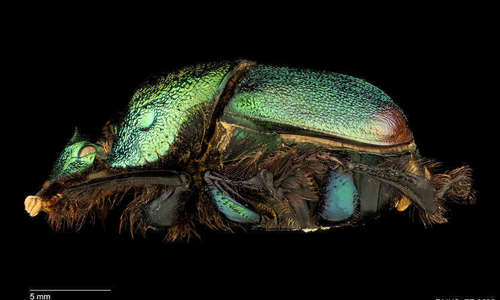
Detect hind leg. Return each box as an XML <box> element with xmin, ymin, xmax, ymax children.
<box><xmin>319</xmin><ymin>170</ymin><xmax>359</xmax><ymax>222</ymax></box>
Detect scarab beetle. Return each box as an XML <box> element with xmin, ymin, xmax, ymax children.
<box><xmin>24</xmin><ymin>60</ymin><xmax>475</xmax><ymax>241</ymax></box>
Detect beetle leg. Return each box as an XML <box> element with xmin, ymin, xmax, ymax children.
<box><xmin>214</xmin><ymin>180</ymin><xmax>245</xmax><ymax>202</ymax></box>
<box><xmin>346</xmin><ymin>162</ymin><xmax>437</xmax><ymax>214</ymax></box>
<box><xmin>319</xmin><ymin>170</ymin><xmax>359</xmax><ymax>222</ymax></box>
<box><xmin>203</xmin><ymin>171</ymin><xmax>261</xmax><ymax>224</ymax></box>
<box><xmin>220</xmin><ymin>169</ymin><xmax>284</xmax><ymax>202</ymax></box>
<box><xmin>143</xmin><ymin>181</ymin><xmax>191</xmax><ymax>230</ymax></box>
<box><xmin>204</xmin><ymin>172</ymin><xmax>248</xmax><ymax>201</ymax></box>
<box><xmin>205</xmin><ymin>171</ymin><xmax>263</xmax><ymax>191</ymax></box>
<box><xmin>143</xmin><ymin>189</ymin><xmax>177</xmax><ymax>230</ymax></box>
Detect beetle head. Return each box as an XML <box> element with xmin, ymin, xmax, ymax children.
<box><xmin>48</xmin><ymin>128</ymin><xmax>106</xmax><ymax>180</ymax></box>
<box><xmin>24</xmin><ymin>124</ymin><xmax>194</xmax><ymax>235</ymax></box>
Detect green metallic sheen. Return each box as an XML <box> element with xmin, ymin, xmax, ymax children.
<box><xmin>321</xmin><ymin>171</ymin><xmax>359</xmax><ymax>222</ymax></box>
<box><xmin>109</xmin><ymin>61</ymin><xmax>243</xmax><ymax>168</ymax></box>
<box><xmin>208</xmin><ymin>185</ymin><xmax>260</xmax><ymax>224</ymax></box>
<box><xmin>32</xmin><ymin>60</ymin><xmax>475</xmax><ymax>239</ymax></box>
<box><xmin>49</xmin><ymin>129</ymin><xmax>104</xmax><ymax>180</ymax></box>
<box><xmin>229</xmin><ymin>126</ymin><xmax>282</xmax><ymax>153</ymax></box>
<box><xmin>223</xmin><ymin>64</ymin><xmax>407</xmax><ymax>146</ymax></box>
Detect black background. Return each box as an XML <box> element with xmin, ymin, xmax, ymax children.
<box><xmin>8</xmin><ymin>5</ymin><xmax>497</xmax><ymax>300</ymax></box>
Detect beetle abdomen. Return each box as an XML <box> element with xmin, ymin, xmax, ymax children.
<box><xmin>223</xmin><ymin>65</ymin><xmax>413</xmax><ymax>147</ymax></box>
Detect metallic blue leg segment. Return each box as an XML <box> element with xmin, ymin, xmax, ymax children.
<box><xmin>320</xmin><ymin>171</ymin><xmax>359</xmax><ymax>222</ymax></box>
<box><xmin>207</xmin><ymin>185</ymin><xmax>261</xmax><ymax>224</ymax></box>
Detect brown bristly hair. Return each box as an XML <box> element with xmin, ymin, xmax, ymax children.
<box><xmin>400</xmin><ymin>158</ymin><xmax>475</xmax><ymax>226</ymax></box>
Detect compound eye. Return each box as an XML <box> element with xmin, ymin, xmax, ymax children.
<box><xmin>78</xmin><ymin>145</ymin><xmax>96</xmax><ymax>157</ymax></box>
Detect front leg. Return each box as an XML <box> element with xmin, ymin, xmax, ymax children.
<box><xmin>143</xmin><ymin>189</ymin><xmax>178</xmax><ymax>228</ymax></box>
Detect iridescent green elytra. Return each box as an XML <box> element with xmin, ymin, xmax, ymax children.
<box><xmin>224</xmin><ymin>64</ymin><xmax>412</xmax><ymax>146</ymax></box>
<box><xmin>26</xmin><ymin>60</ymin><xmax>474</xmax><ymax>241</ymax></box>
<box><xmin>109</xmin><ymin>61</ymin><xmax>411</xmax><ymax>169</ymax></box>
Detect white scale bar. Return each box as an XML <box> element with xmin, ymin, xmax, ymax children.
<box><xmin>30</xmin><ymin>289</ymin><xmax>111</xmax><ymax>292</ymax></box>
